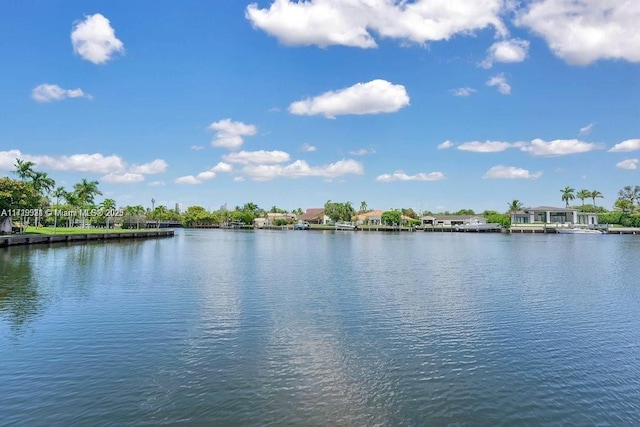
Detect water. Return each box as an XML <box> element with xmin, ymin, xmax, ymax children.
<box><xmin>1</xmin><ymin>230</ymin><xmax>639</xmax><ymax>425</ymax></box>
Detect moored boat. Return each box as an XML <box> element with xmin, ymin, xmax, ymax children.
<box><xmin>335</xmin><ymin>222</ymin><xmax>356</xmax><ymax>231</ymax></box>
<box><xmin>556</xmin><ymin>227</ymin><xmax>603</xmax><ymax>234</ymax></box>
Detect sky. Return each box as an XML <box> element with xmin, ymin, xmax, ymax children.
<box><xmin>0</xmin><ymin>0</ymin><xmax>638</xmax><ymax>214</ymax></box>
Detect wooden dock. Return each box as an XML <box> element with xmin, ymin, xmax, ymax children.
<box><xmin>1</xmin><ymin>230</ymin><xmax>174</xmax><ymax>248</ymax></box>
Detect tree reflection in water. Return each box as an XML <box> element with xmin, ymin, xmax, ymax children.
<box><xmin>0</xmin><ymin>248</ymin><xmax>42</xmax><ymax>334</ymax></box>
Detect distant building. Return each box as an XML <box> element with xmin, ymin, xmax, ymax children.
<box><xmin>299</xmin><ymin>208</ymin><xmax>330</xmax><ymax>224</ymax></box>
<box><xmin>510</xmin><ymin>206</ymin><xmax>598</xmax><ymax>225</ymax></box>
<box><xmin>175</xmin><ymin>202</ymin><xmax>183</xmax><ymax>214</ymax></box>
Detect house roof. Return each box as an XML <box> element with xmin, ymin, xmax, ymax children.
<box><xmin>355</xmin><ymin>210</ymin><xmax>383</xmax><ymax>220</ymax></box>
<box><xmin>515</xmin><ymin>206</ymin><xmax>578</xmax><ymax>213</ymax></box>
<box><xmin>299</xmin><ymin>208</ymin><xmax>325</xmax><ymax>221</ymax></box>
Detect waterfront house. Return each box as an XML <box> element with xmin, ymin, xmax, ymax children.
<box><xmin>298</xmin><ymin>208</ymin><xmax>330</xmax><ymax>225</ymax></box>
<box><xmin>510</xmin><ymin>206</ymin><xmax>599</xmax><ymax>225</ymax></box>
<box><xmin>254</xmin><ymin>212</ymin><xmax>297</xmax><ymax>228</ymax></box>
<box><xmin>421</xmin><ymin>215</ymin><xmax>488</xmax><ymax>227</ymax></box>
<box><xmin>354</xmin><ymin>210</ymin><xmax>383</xmax><ymax>225</ymax></box>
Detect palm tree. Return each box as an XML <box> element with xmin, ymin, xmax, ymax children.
<box><xmin>507</xmin><ymin>200</ymin><xmax>524</xmax><ymax>214</ymax></box>
<box><xmin>100</xmin><ymin>198</ymin><xmax>116</xmax><ymax>231</ymax></box>
<box><xmin>31</xmin><ymin>171</ymin><xmax>55</xmax><ymax>195</ymax></box>
<box><xmin>560</xmin><ymin>186</ymin><xmax>575</xmax><ymax>208</ymax></box>
<box><xmin>52</xmin><ymin>186</ymin><xmax>66</xmax><ymax>231</ymax></box>
<box><xmin>13</xmin><ymin>158</ymin><xmax>35</xmax><ymax>181</ymax></box>
<box><xmin>359</xmin><ymin>201</ymin><xmax>368</xmax><ymax>214</ymax></box>
<box><xmin>73</xmin><ymin>179</ymin><xmax>102</xmax><ymax>228</ymax></box>
<box><xmin>576</xmin><ymin>189</ymin><xmax>591</xmax><ymax>205</ymax></box>
<box><xmin>590</xmin><ymin>190</ymin><xmax>603</xmax><ymax>207</ymax></box>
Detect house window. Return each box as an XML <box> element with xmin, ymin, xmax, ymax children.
<box><xmin>549</xmin><ymin>212</ymin><xmax>566</xmax><ymax>223</ymax></box>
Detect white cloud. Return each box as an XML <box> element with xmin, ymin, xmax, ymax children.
<box><xmin>174</xmin><ymin>175</ymin><xmax>203</xmax><ymax>185</ymax></box>
<box><xmin>486</xmin><ymin>73</ymin><xmax>511</xmax><ymax>94</ymax></box>
<box><xmin>211</xmin><ymin>162</ymin><xmax>233</xmax><ymax>173</ymax></box>
<box><xmin>483</xmin><ymin>165</ymin><xmax>542</xmax><ymax>179</ymax></box>
<box><xmin>301</xmin><ymin>143</ymin><xmax>316</xmax><ymax>152</ymax></box>
<box><xmin>516</xmin><ymin>0</ymin><xmax>640</xmax><ymax>65</ymax></box>
<box><xmin>190</xmin><ymin>145</ymin><xmax>205</xmax><ymax>151</ymax></box>
<box><xmin>579</xmin><ymin>122</ymin><xmax>595</xmax><ymax>135</ymax></box>
<box><xmin>71</xmin><ymin>14</ymin><xmax>124</xmax><ymax>64</ymax></box>
<box><xmin>616</xmin><ymin>159</ymin><xmax>639</xmax><ymax>170</ymax></box>
<box><xmin>234</xmin><ymin>176</ymin><xmax>245</xmax><ymax>182</ymax></box>
<box><xmin>101</xmin><ymin>172</ymin><xmax>145</xmax><ymax>184</ymax></box>
<box><xmin>349</xmin><ymin>147</ymin><xmax>376</xmax><ymax>156</ymax></box>
<box><xmin>246</xmin><ymin>0</ymin><xmax>507</xmax><ymax>48</ymax></box>
<box><xmin>0</xmin><ymin>149</ymin><xmax>167</xmax><ymax>179</ymax></box>
<box><xmin>521</xmin><ymin>138</ymin><xmax>602</xmax><ymax>156</ymax></box>
<box><xmin>196</xmin><ymin>170</ymin><xmax>216</xmax><ymax>181</ymax></box>
<box><xmin>437</xmin><ymin>140</ymin><xmax>454</xmax><ymax>150</ymax></box>
<box><xmin>609</xmin><ymin>138</ymin><xmax>640</xmax><ymax>152</ymax></box>
<box><xmin>457</xmin><ymin>140</ymin><xmax>511</xmax><ymax>152</ymax></box>
<box><xmin>32</xmin><ymin>83</ymin><xmax>92</xmax><ymax>103</ymax></box>
<box><xmin>148</xmin><ymin>181</ymin><xmax>166</xmax><ymax>186</ymax></box>
<box><xmin>130</xmin><ymin>159</ymin><xmax>167</xmax><ymax>174</ymax></box>
<box><xmin>451</xmin><ymin>87</ymin><xmax>477</xmax><ymax>97</ymax></box>
<box><xmin>242</xmin><ymin>159</ymin><xmax>364</xmax><ymax>181</ymax></box>
<box><xmin>289</xmin><ymin>79</ymin><xmax>410</xmax><ymax>118</ymax></box>
<box><xmin>208</xmin><ymin>119</ymin><xmax>257</xmax><ymax>149</ymax></box>
<box><xmin>481</xmin><ymin>38</ymin><xmax>530</xmax><ymax>68</ymax></box>
<box><xmin>222</xmin><ymin>150</ymin><xmax>290</xmax><ymax>165</ymax></box>
<box><xmin>376</xmin><ymin>170</ymin><xmax>446</xmax><ymax>182</ymax></box>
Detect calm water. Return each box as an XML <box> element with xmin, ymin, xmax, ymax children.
<box><xmin>1</xmin><ymin>229</ymin><xmax>639</xmax><ymax>425</ymax></box>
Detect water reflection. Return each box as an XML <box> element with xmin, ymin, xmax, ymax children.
<box><xmin>0</xmin><ymin>248</ymin><xmax>42</xmax><ymax>333</ymax></box>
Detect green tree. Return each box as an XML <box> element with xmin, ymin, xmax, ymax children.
<box><xmin>618</xmin><ymin>185</ymin><xmax>640</xmax><ymax>206</ymax></box>
<box><xmin>73</xmin><ymin>179</ymin><xmax>102</xmax><ymax>205</ymax></box>
<box><xmin>324</xmin><ymin>200</ymin><xmax>355</xmax><ymax>222</ymax></box>
<box><xmin>381</xmin><ymin>210</ymin><xmax>402</xmax><ymax>226</ymax></box>
<box><xmin>576</xmin><ymin>189</ymin><xmax>591</xmax><ymax>205</ymax></box>
<box><xmin>401</xmin><ymin>208</ymin><xmax>419</xmax><ymax>219</ymax></box>
<box><xmin>13</xmin><ymin>159</ymin><xmax>35</xmax><ymax>181</ymax></box>
<box><xmin>590</xmin><ymin>190</ymin><xmax>604</xmax><ymax>207</ymax></box>
<box><xmin>560</xmin><ymin>186</ymin><xmax>575</xmax><ymax>208</ymax></box>
<box><xmin>100</xmin><ymin>198</ymin><xmax>117</xmax><ymax>230</ymax></box>
<box><xmin>0</xmin><ymin>177</ymin><xmax>40</xmax><ymax>233</ymax></box>
<box><xmin>359</xmin><ymin>201</ymin><xmax>368</xmax><ymax>214</ymax></box>
<box><xmin>507</xmin><ymin>200</ymin><xmax>524</xmax><ymax>214</ymax></box>
<box><xmin>614</xmin><ymin>198</ymin><xmax>634</xmax><ymax>212</ymax></box>
<box><xmin>455</xmin><ymin>208</ymin><xmax>475</xmax><ymax>215</ymax></box>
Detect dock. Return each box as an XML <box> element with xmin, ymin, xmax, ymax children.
<box><xmin>1</xmin><ymin>229</ymin><xmax>174</xmax><ymax>248</ymax></box>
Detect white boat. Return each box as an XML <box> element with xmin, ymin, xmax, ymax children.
<box><xmin>556</xmin><ymin>227</ymin><xmax>603</xmax><ymax>234</ymax></box>
<box><xmin>335</xmin><ymin>222</ymin><xmax>356</xmax><ymax>231</ymax></box>
<box><xmin>455</xmin><ymin>218</ymin><xmax>502</xmax><ymax>231</ymax></box>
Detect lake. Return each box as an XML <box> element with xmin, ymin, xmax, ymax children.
<box><xmin>1</xmin><ymin>229</ymin><xmax>639</xmax><ymax>425</ymax></box>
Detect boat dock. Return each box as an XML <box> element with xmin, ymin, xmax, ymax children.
<box><xmin>1</xmin><ymin>229</ymin><xmax>175</xmax><ymax>248</ymax></box>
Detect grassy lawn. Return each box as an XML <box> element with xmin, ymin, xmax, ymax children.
<box><xmin>22</xmin><ymin>226</ymin><xmax>160</xmax><ymax>235</ymax></box>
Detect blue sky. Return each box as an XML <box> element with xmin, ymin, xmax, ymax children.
<box><xmin>1</xmin><ymin>0</ymin><xmax>638</xmax><ymax>213</ymax></box>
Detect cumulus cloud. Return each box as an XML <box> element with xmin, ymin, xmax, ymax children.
<box><xmin>616</xmin><ymin>159</ymin><xmax>639</xmax><ymax>170</ymax></box>
<box><xmin>101</xmin><ymin>172</ymin><xmax>145</xmax><ymax>184</ymax></box>
<box><xmin>579</xmin><ymin>122</ymin><xmax>595</xmax><ymax>136</ymax></box>
<box><xmin>437</xmin><ymin>140</ymin><xmax>454</xmax><ymax>150</ymax></box>
<box><xmin>457</xmin><ymin>140</ymin><xmax>511</xmax><ymax>152</ymax></box>
<box><xmin>481</xmin><ymin>38</ymin><xmax>530</xmax><ymax>68</ymax></box>
<box><xmin>376</xmin><ymin>170</ymin><xmax>446</xmax><ymax>182</ymax></box>
<box><xmin>148</xmin><ymin>181</ymin><xmax>166</xmax><ymax>186</ymax></box>
<box><xmin>246</xmin><ymin>0</ymin><xmax>507</xmax><ymax>48</ymax></box>
<box><xmin>521</xmin><ymin>138</ymin><xmax>602</xmax><ymax>156</ymax></box>
<box><xmin>174</xmin><ymin>162</ymin><xmax>233</xmax><ymax>185</ymax></box>
<box><xmin>0</xmin><ymin>149</ymin><xmax>167</xmax><ymax>182</ymax></box>
<box><xmin>289</xmin><ymin>79</ymin><xmax>410</xmax><ymax>118</ymax></box>
<box><xmin>174</xmin><ymin>175</ymin><xmax>203</xmax><ymax>185</ymax></box>
<box><xmin>349</xmin><ymin>147</ymin><xmax>376</xmax><ymax>156</ymax></box>
<box><xmin>301</xmin><ymin>143</ymin><xmax>316</xmax><ymax>152</ymax></box>
<box><xmin>484</xmin><ymin>165</ymin><xmax>542</xmax><ymax>179</ymax></box>
<box><xmin>190</xmin><ymin>145</ymin><xmax>205</xmax><ymax>151</ymax></box>
<box><xmin>222</xmin><ymin>150</ymin><xmax>290</xmax><ymax>165</ymax></box>
<box><xmin>130</xmin><ymin>159</ymin><xmax>167</xmax><ymax>174</ymax></box>
<box><xmin>32</xmin><ymin>83</ymin><xmax>92</xmax><ymax>103</ymax></box>
<box><xmin>211</xmin><ymin>162</ymin><xmax>234</xmax><ymax>173</ymax></box>
<box><xmin>486</xmin><ymin>73</ymin><xmax>511</xmax><ymax>94</ymax></box>
<box><xmin>71</xmin><ymin>14</ymin><xmax>124</xmax><ymax>64</ymax></box>
<box><xmin>451</xmin><ymin>87</ymin><xmax>477</xmax><ymax>97</ymax></box>
<box><xmin>608</xmin><ymin>138</ymin><xmax>640</xmax><ymax>152</ymax></box>
<box><xmin>516</xmin><ymin>0</ymin><xmax>640</xmax><ymax>65</ymax></box>
<box><xmin>208</xmin><ymin>119</ymin><xmax>257</xmax><ymax>149</ymax></box>
<box><xmin>242</xmin><ymin>159</ymin><xmax>364</xmax><ymax>181</ymax></box>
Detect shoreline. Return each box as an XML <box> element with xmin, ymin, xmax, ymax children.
<box><xmin>1</xmin><ymin>229</ymin><xmax>175</xmax><ymax>248</ymax></box>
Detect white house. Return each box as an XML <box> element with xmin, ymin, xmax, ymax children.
<box><xmin>510</xmin><ymin>206</ymin><xmax>599</xmax><ymax>225</ymax></box>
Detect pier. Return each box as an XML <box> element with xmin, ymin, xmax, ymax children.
<box><xmin>1</xmin><ymin>229</ymin><xmax>174</xmax><ymax>248</ymax></box>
